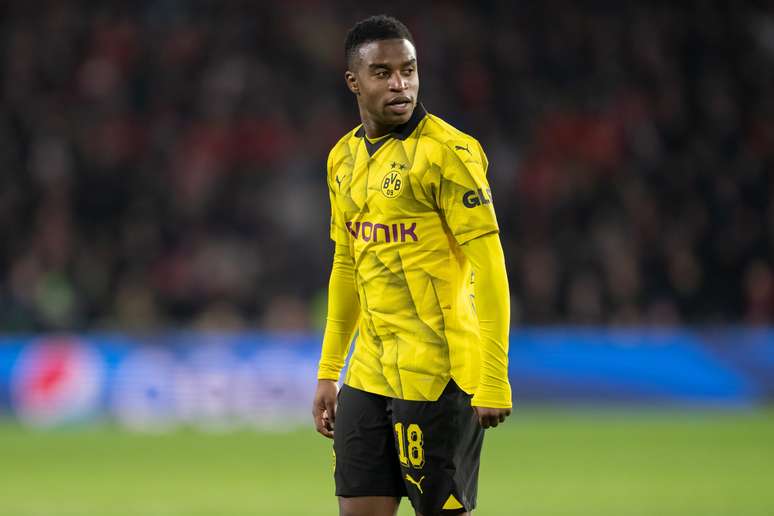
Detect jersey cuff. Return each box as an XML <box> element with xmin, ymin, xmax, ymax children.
<box><xmin>317</xmin><ymin>369</ymin><xmax>342</xmax><ymax>381</ymax></box>
<box><xmin>471</xmin><ymin>382</ymin><xmax>512</xmax><ymax>408</ymax></box>
<box><xmin>470</xmin><ymin>395</ymin><xmax>513</xmax><ymax>409</ymax></box>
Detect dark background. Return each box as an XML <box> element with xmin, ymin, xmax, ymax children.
<box><xmin>1</xmin><ymin>0</ymin><xmax>773</xmax><ymax>331</ymax></box>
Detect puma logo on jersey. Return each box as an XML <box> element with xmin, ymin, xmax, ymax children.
<box><xmin>346</xmin><ymin>221</ymin><xmax>418</xmax><ymax>242</ymax></box>
<box><xmin>454</xmin><ymin>144</ymin><xmax>472</xmax><ymax>155</ymax></box>
<box><xmin>335</xmin><ymin>175</ymin><xmax>350</xmax><ymax>191</ymax></box>
<box><xmin>405</xmin><ymin>474</ymin><xmax>426</xmax><ymax>493</ymax></box>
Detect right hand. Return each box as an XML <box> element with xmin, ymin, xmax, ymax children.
<box><xmin>473</xmin><ymin>405</ymin><xmax>512</xmax><ymax>429</ymax></box>
<box><xmin>312</xmin><ymin>379</ymin><xmax>339</xmax><ymax>438</ymax></box>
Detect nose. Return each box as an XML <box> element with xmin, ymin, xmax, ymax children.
<box><xmin>388</xmin><ymin>72</ymin><xmax>407</xmax><ymax>91</ymax></box>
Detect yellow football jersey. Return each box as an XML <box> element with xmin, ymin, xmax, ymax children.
<box><xmin>327</xmin><ymin>104</ymin><xmax>499</xmax><ymax>401</ymax></box>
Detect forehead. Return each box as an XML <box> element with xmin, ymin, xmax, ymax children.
<box><xmin>354</xmin><ymin>38</ymin><xmax>417</xmax><ymax>68</ymax></box>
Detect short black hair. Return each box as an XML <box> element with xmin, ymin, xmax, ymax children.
<box><xmin>345</xmin><ymin>15</ymin><xmax>414</xmax><ymax>69</ymax></box>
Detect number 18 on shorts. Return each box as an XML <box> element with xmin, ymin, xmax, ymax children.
<box><xmin>333</xmin><ymin>381</ymin><xmax>484</xmax><ymax>514</ymax></box>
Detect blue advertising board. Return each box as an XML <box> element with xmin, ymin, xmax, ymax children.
<box><xmin>0</xmin><ymin>329</ymin><xmax>772</xmax><ymax>430</ymax></box>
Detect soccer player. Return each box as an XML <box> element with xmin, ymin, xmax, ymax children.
<box><xmin>312</xmin><ymin>15</ymin><xmax>512</xmax><ymax>516</ymax></box>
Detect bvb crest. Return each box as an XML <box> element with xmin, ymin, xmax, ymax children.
<box><xmin>382</xmin><ymin>162</ymin><xmax>406</xmax><ymax>198</ymax></box>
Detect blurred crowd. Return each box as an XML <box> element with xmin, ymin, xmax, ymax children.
<box><xmin>1</xmin><ymin>0</ymin><xmax>773</xmax><ymax>331</ymax></box>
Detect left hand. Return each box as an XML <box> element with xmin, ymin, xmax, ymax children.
<box><xmin>473</xmin><ymin>406</ymin><xmax>511</xmax><ymax>429</ymax></box>
<box><xmin>312</xmin><ymin>380</ymin><xmax>339</xmax><ymax>439</ymax></box>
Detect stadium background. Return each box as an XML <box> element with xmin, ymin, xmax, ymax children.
<box><xmin>1</xmin><ymin>1</ymin><xmax>773</xmax><ymax>515</ymax></box>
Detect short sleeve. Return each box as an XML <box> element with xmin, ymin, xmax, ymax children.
<box><xmin>328</xmin><ymin>150</ymin><xmax>349</xmax><ymax>244</ymax></box>
<box><xmin>436</xmin><ymin>141</ymin><xmax>499</xmax><ymax>245</ymax></box>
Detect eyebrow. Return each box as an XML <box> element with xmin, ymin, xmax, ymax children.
<box><xmin>368</xmin><ymin>58</ymin><xmax>417</xmax><ymax>70</ymax></box>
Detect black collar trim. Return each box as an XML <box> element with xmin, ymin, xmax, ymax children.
<box><xmin>363</xmin><ymin>135</ymin><xmax>389</xmax><ymax>157</ymax></box>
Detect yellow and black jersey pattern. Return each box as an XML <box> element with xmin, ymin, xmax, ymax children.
<box><xmin>327</xmin><ymin>104</ymin><xmax>499</xmax><ymax>401</ymax></box>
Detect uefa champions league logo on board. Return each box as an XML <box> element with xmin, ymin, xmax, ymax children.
<box><xmin>10</xmin><ymin>337</ymin><xmax>105</xmax><ymax>428</ymax></box>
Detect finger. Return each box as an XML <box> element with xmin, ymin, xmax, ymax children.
<box><xmin>324</xmin><ymin>399</ymin><xmax>336</xmax><ymax>427</ymax></box>
<box><xmin>498</xmin><ymin>413</ymin><xmax>506</xmax><ymax>423</ymax></box>
<box><xmin>322</xmin><ymin>409</ymin><xmax>333</xmax><ymax>429</ymax></box>
<box><xmin>314</xmin><ymin>414</ymin><xmax>325</xmax><ymax>435</ymax></box>
<box><xmin>313</xmin><ymin>408</ymin><xmax>324</xmax><ymax>430</ymax></box>
<box><xmin>314</xmin><ymin>406</ymin><xmax>334</xmax><ymax>438</ymax></box>
<box><xmin>316</xmin><ymin>417</ymin><xmax>334</xmax><ymax>438</ymax></box>
<box><xmin>312</xmin><ymin>401</ymin><xmax>321</xmax><ymax>418</ymax></box>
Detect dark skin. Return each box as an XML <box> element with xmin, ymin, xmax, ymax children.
<box><xmin>344</xmin><ymin>38</ymin><xmax>419</xmax><ymax>138</ymax></box>
<box><xmin>312</xmin><ymin>38</ymin><xmax>511</xmax><ymax>516</ymax></box>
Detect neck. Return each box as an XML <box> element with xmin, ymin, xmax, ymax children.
<box><xmin>358</xmin><ymin>109</ymin><xmax>396</xmax><ymax>139</ymax></box>
<box><xmin>361</xmin><ymin>120</ymin><xmax>396</xmax><ymax>139</ymax></box>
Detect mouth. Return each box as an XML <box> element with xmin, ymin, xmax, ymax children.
<box><xmin>385</xmin><ymin>96</ymin><xmax>413</xmax><ymax>114</ymax></box>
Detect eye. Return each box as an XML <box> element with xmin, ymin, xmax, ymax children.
<box><xmin>375</xmin><ymin>70</ymin><xmax>389</xmax><ymax>79</ymax></box>
<box><xmin>402</xmin><ymin>68</ymin><xmax>415</xmax><ymax>76</ymax></box>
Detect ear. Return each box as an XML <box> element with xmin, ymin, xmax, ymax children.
<box><xmin>345</xmin><ymin>70</ymin><xmax>359</xmax><ymax>96</ymax></box>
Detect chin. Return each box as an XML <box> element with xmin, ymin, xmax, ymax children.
<box><xmin>385</xmin><ymin>110</ymin><xmax>413</xmax><ymax>125</ymax></box>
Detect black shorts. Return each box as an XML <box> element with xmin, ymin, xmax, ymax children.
<box><xmin>333</xmin><ymin>380</ymin><xmax>484</xmax><ymax>514</ymax></box>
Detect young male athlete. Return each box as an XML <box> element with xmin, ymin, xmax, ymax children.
<box><xmin>312</xmin><ymin>15</ymin><xmax>512</xmax><ymax>516</ymax></box>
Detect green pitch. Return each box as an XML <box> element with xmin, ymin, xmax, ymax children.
<box><xmin>1</xmin><ymin>408</ymin><xmax>772</xmax><ymax>516</ymax></box>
